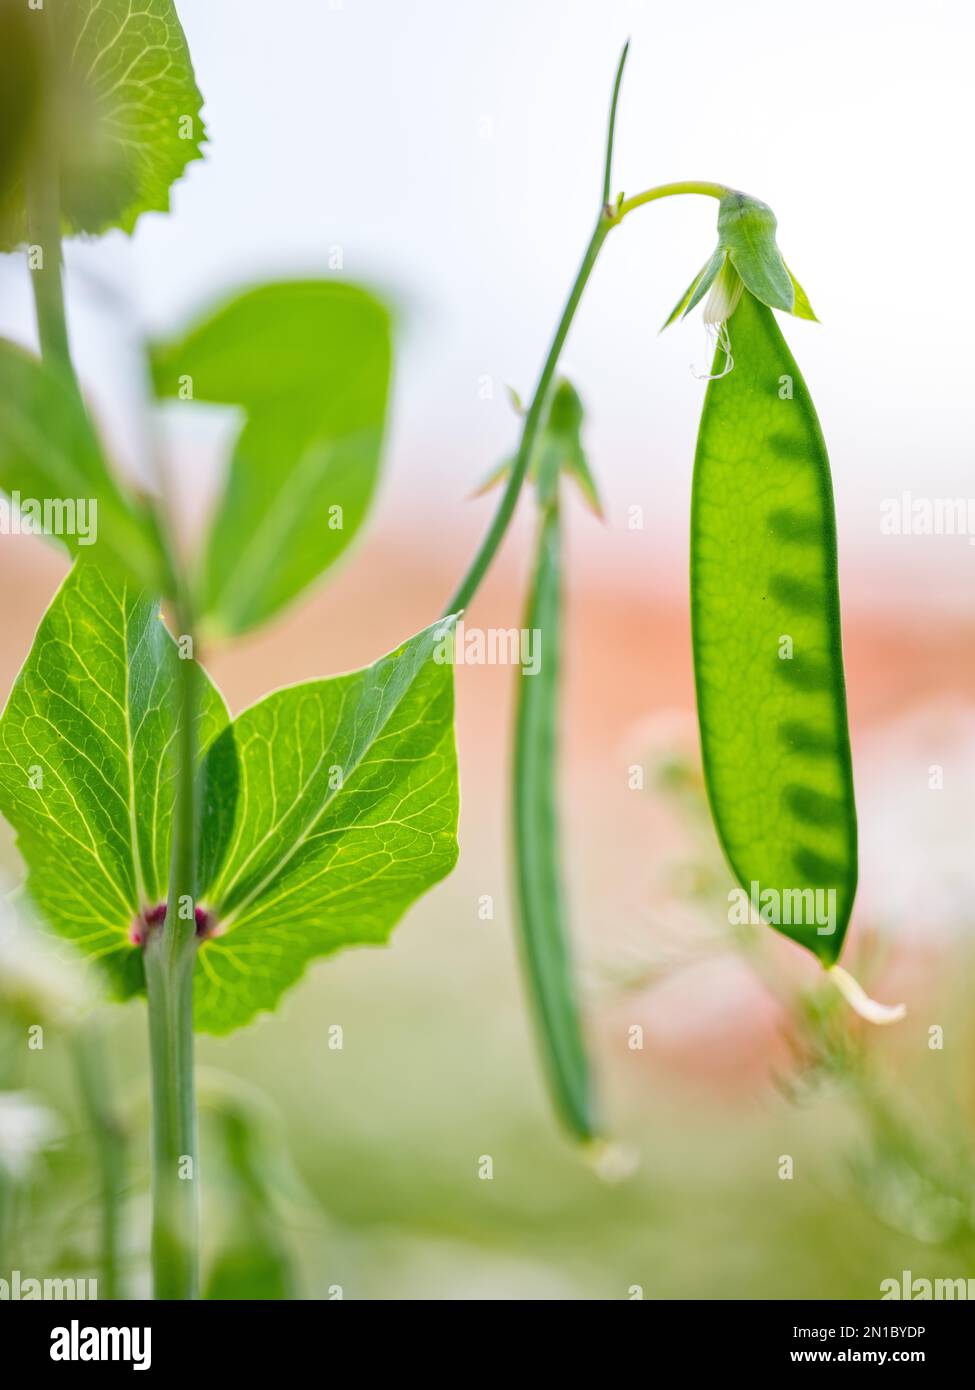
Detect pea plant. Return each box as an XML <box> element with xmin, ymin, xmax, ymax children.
<box><xmin>0</xmin><ymin>7</ymin><xmax>901</xmax><ymax>1300</ymax></box>
<box><xmin>452</xmin><ymin>44</ymin><xmax>904</xmax><ymax>1142</ymax></box>
<box><xmin>0</xmin><ymin>0</ymin><xmax>457</xmax><ymax>1299</ymax></box>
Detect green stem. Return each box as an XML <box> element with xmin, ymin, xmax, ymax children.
<box><xmin>73</xmin><ymin>1024</ymin><xmax>126</xmax><ymax>1300</ymax></box>
<box><xmin>167</xmin><ymin>595</ymin><xmax>200</xmax><ymax>966</ymax></box>
<box><xmin>146</xmin><ymin>590</ymin><xmax>200</xmax><ymax>1300</ymax></box>
<box><xmin>442</xmin><ymin>40</ymin><xmax>727</xmax><ymax>618</ymax></box>
<box><xmin>145</xmin><ymin>912</ymin><xmax>198</xmax><ymax>1300</ymax></box>
<box><xmin>26</xmin><ymin>174</ymin><xmax>75</xmax><ymax>381</ymax></box>
<box><xmin>601</xmin><ymin>39</ymin><xmax>630</xmax><ymax>207</ymax></box>
<box><xmin>612</xmin><ymin>179</ymin><xmax>729</xmax><ymax>222</ymax></box>
<box><xmin>25</xmin><ymin>6</ymin><xmax>76</xmax><ymax>387</ymax></box>
<box><xmin>443</xmin><ymin>215</ymin><xmax>610</xmax><ymax>617</ymax></box>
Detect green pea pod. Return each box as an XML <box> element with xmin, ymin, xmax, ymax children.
<box><xmin>513</xmin><ymin>495</ymin><xmax>598</xmax><ymax>1142</ymax></box>
<box><xmin>691</xmin><ymin>289</ymin><xmax>857</xmax><ymax>965</ymax></box>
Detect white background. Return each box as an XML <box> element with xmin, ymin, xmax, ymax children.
<box><xmin>2</xmin><ymin>0</ymin><xmax>973</xmax><ymax>607</ymax></box>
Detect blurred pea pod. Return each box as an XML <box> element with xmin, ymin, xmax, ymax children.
<box><xmin>666</xmin><ymin>194</ymin><xmax>903</xmax><ymax>1022</ymax></box>
<box><xmin>475</xmin><ymin>379</ymin><xmax>602</xmax><ymax>518</ymax></box>
<box><xmin>514</xmin><ymin>498</ymin><xmax>596</xmax><ymax>1140</ymax></box>
<box><xmin>493</xmin><ymin>381</ymin><xmax>601</xmax><ymax>1143</ymax></box>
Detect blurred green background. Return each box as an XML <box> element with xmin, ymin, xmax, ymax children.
<box><xmin>2</xmin><ymin>558</ymin><xmax>973</xmax><ymax>1299</ymax></box>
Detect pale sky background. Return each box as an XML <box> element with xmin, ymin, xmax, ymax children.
<box><xmin>1</xmin><ymin>0</ymin><xmax>973</xmax><ymax>610</ymax></box>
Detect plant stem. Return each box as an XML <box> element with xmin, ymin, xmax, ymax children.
<box><xmin>73</xmin><ymin>1023</ymin><xmax>126</xmax><ymax>1300</ymax></box>
<box><xmin>166</xmin><ymin>597</ymin><xmax>200</xmax><ymax>967</ymax></box>
<box><xmin>442</xmin><ymin>44</ymin><xmax>630</xmax><ymax>619</ymax></box>
<box><xmin>145</xmin><ymin>910</ymin><xmax>198</xmax><ymax>1300</ymax></box>
<box><xmin>442</xmin><ymin>42</ymin><xmax>727</xmax><ymax>617</ymax></box>
<box><xmin>601</xmin><ymin>39</ymin><xmax>630</xmax><ymax>207</ymax></box>
<box><xmin>147</xmin><ymin>615</ymin><xmax>200</xmax><ymax>1301</ymax></box>
<box><xmin>443</xmin><ymin>215</ymin><xmax>610</xmax><ymax>617</ymax></box>
<box><xmin>146</xmin><ymin>584</ymin><xmax>201</xmax><ymax>1300</ymax></box>
<box><xmin>26</xmin><ymin>170</ymin><xmax>75</xmax><ymax>383</ymax></box>
<box><xmin>612</xmin><ymin>179</ymin><xmax>729</xmax><ymax>221</ymax></box>
<box><xmin>24</xmin><ymin>5</ymin><xmax>76</xmax><ymax>387</ymax></box>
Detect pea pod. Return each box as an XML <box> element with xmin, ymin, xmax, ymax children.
<box><xmin>513</xmin><ymin>492</ymin><xmax>597</xmax><ymax>1143</ymax></box>
<box><xmin>691</xmin><ymin>288</ymin><xmax>857</xmax><ymax>963</ymax></box>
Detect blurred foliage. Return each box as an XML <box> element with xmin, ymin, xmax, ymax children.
<box><xmin>1</xmin><ymin>718</ymin><xmax>973</xmax><ymax>1298</ymax></box>
<box><xmin>0</xmin><ymin>0</ymin><xmax>206</xmax><ymax>247</ymax></box>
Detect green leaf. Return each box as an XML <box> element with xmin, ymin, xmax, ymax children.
<box><xmin>717</xmin><ymin>193</ymin><xmax>794</xmax><ymax>314</ymax></box>
<box><xmin>786</xmin><ymin>264</ymin><xmax>818</xmax><ymax>322</ymax></box>
<box><xmin>661</xmin><ymin>247</ymin><xmax>723</xmax><ymax>330</ymax></box>
<box><xmin>0</xmin><ymin>561</ymin><xmax>228</xmax><ymax>1001</ymax></box>
<box><xmin>0</xmin><ymin>340</ymin><xmax>167</xmax><ymax>589</ymax></box>
<box><xmin>150</xmin><ymin>281</ymin><xmax>392</xmax><ymax>637</ymax></box>
<box><xmin>0</xmin><ymin>563</ymin><xmax>457</xmax><ymax>1033</ymax></box>
<box><xmin>663</xmin><ymin>193</ymin><xmax>815</xmax><ymax>328</ymax></box>
<box><xmin>0</xmin><ymin>0</ymin><xmax>206</xmax><ymax>248</ymax></box>
<box><xmin>662</xmin><ymin>263</ymin><xmax>705</xmax><ymax>331</ymax></box>
<box><xmin>0</xmin><ymin>3</ymin><xmax>42</xmax><ymax>203</ymax></box>
<box><xmin>470</xmin><ymin>455</ymin><xmax>511</xmax><ymax>499</ymax></box>
<box><xmin>193</xmin><ymin>617</ymin><xmax>459</xmax><ymax>1034</ymax></box>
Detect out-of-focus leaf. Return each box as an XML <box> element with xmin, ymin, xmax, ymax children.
<box><xmin>0</xmin><ymin>0</ymin><xmax>206</xmax><ymax>248</ymax></box>
<box><xmin>202</xmin><ymin>1090</ymin><xmax>299</xmax><ymax>1301</ymax></box>
<box><xmin>204</xmin><ymin>1240</ymin><xmax>294</xmax><ymax>1301</ymax></box>
<box><xmin>0</xmin><ymin>340</ymin><xmax>167</xmax><ymax>589</ymax></box>
<box><xmin>150</xmin><ymin>281</ymin><xmax>392</xmax><ymax>637</ymax></box>
<box><xmin>194</xmin><ymin>618</ymin><xmax>458</xmax><ymax>1033</ymax></box>
<box><xmin>0</xmin><ymin>3</ymin><xmax>42</xmax><ymax>202</ymax></box>
<box><xmin>0</xmin><ymin>887</ymin><xmax>95</xmax><ymax>1026</ymax></box>
<box><xmin>0</xmin><ymin>561</ymin><xmax>228</xmax><ymax>1002</ymax></box>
